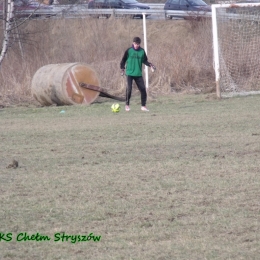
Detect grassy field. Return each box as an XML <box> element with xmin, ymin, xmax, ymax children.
<box><xmin>0</xmin><ymin>94</ymin><xmax>260</xmax><ymax>259</ymax></box>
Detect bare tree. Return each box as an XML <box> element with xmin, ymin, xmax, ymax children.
<box><xmin>0</xmin><ymin>0</ymin><xmax>48</xmax><ymax>67</ymax></box>
<box><xmin>0</xmin><ymin>0</ymin><xmax>15</xmax><ymax>66</ymax></box>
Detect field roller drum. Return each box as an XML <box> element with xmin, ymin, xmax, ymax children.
<box><xmin>31</xmin><ymin>63</ymin><xmax>124</xmax><ymax>106</ymax></box>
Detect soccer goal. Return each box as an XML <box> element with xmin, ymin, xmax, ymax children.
<box><xmin>212</xmin><ymin>2</ymin><xmax>260</xmax><ymax>98</ymax></box>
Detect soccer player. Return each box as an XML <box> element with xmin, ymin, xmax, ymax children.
<box><xmin>120</xmin><ymin>36</ymin><xmax>156</xmax><ymax>112</ymax></box>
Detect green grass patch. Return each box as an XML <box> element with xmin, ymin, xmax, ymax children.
<box><xmin>0</xmin><ymin>94</ymin><xmax>260</xmax><ymax>259</ymax></box>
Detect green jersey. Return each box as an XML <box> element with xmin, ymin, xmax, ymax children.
<box><xmin>120</xmin><ymin>46</ymin><xmax>151</xmax><ymax>77</ymax></box>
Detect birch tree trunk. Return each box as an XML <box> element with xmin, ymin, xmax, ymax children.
<box><xmin>0</xmin><ymin>0</ymin><xmax>14</xmax><ymax>67</ymax></box>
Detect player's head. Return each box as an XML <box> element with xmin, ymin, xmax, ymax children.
<box><xmin>133</xmin><ymin>37</ymin><xmax>141</xmax><ymax>44</ymax></box>
<box><xmin>133</xmin><ymin>37</ymin><xmax>141</xmax><ymax>49</ymax></box>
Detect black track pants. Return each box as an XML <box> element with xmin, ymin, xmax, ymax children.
<box><xmin>126</xmin><ymin>76</ymin><xmax>147</xmax><ymax>106</ymax></box>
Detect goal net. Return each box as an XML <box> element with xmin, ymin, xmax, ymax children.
<box><xmin>212</xmin><ymin>3</ymin><xmax>260</xmax><ymax>97</ymax></box>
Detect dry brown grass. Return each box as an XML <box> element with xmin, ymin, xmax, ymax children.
<box><xmin>0</xmin><ymin>17</ymin><xmax>215</xmax><ymax>107</ymax></box>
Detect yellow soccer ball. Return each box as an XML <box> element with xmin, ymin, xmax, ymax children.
<box><xmin>111</xmin><ymin>103</ymin><xmax>120</xmax><ymax>113</ymax></box>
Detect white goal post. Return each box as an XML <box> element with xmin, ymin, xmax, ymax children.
<box><xmin>212</xmin><ymin>2</ymin><xmax>260</xmax><ymax>98</ymax></box>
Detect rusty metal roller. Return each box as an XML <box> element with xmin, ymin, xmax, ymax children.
<box><xmin>31</xmin><ymin>63</ymin><xmax>101</xmax><ymax>106</ymax></box>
